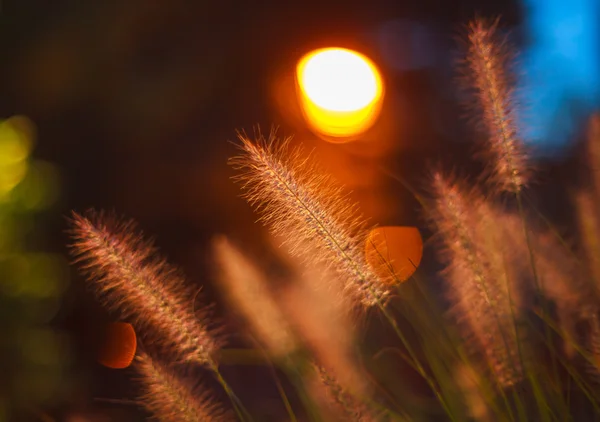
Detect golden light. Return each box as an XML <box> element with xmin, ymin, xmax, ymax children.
<box><xmin>365</xmin><ymin>226</ymin><xmax>423</xmax><ymax>284</ymax></box>
<box><xmin>296</xmin><ymin>47</ymin><xmax>384</xmax><ymax>140</ymax></box>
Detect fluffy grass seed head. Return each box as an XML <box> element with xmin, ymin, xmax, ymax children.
<box><xmin>312</xmin><ymin>364</ymin><xmax>380</xmax><ymax>422</ymax></box>
<box><xmin>229</xmin><ymin>129</ymin><xmax>390</xmax><ymax>309</ymax></box>
<box><xmin>464</xmin><ymin>18</ymin><xmax>529</xmax><ymax>193</ymax></box>
<box><xmin>585</xmin><ymin>113</ymin><xmax>600</xmax><ymax>195</ymax></box>
<box><xmin>136</xmin><ymin>352</ymin><xmax>233</xmax><ymax>422</ymax></box>
<box><xmin>428</xmin><ymin>172</ymin><xmax>523</xmax><ymax>387</ymax></box>
<box><xmin>574</xmin><ymin>189</ymin><xmax>600</xmax><ymax>270</ymax></box>
<box><xmin>212</xmin><ymin>235</ymin><xmax>298</xmax><ymax>358</ymax></box>
<box><xmin>454</xmin><ymin>361</ymin><xmax>493</xmax><ymax>422</ymax></box>
<box><xmin>68</xmin><ymin>210</ymin><xmax>224</xmax><ymax>366</ymax></box>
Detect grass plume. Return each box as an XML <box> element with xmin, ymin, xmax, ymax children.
<box><xmin>465</xmin><ymin>18</ymin><xmax>529</xmax><ymax>193</ymax></box>
<box><xmin>136</xmin><ymin>352</ymin><xmax>233</xmax><ymax>422</ymax></box>
<box><xmin>229</xmin><ymin>130</ymin><xmax>390</xmax><ymax>309</ymax></box>
<box><xmin>212</xmin><ymin>235</ymin><xmax>298</xmax><ymax>358</ymax></box>
<box><xmin>68</xmin><ymin>210</ymin><xmax>223</xmax><ymax>366</ymax></box>
<box><xmin>428</xmin><ymin>173</ymin><xmax>523</xmax><ymax>387</ymax></box>
<box><xmin>311</xmin><ymin>364</ymin><xmax>382</xmax><ymax>422</ymax></box>
<box><xmin>586</xmin><ymin>113</ymin><xmax>600</xmax><ymax>199</ymax></box>
<box><xmin>578</xmin><ymin>114</ymin><xmax>600</xmax><ymax>296</ymax></box>
<box><xmin>60</xmin><ymin>15</ymin><xmax>600</xmax><ymax>421</ymax></box>
<box><xmin>454</xmin><ymin>362</ymin><xmax>493</xmax><ymax>422</ymax></box>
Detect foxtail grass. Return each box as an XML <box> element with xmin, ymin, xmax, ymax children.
<box><xmin>136</xmin><ymin>352</ymin><xmax>233</xmax><ymax>422</ymax></box>
<box><xmin>212</xmin><ymin>235</ymin><xmax>299</xmax><ymax>359</ymax></box>
<box><xmin>64</xmin><ymin>16</ymin><xmax>600</xmax><ymax>422</ymax></box>
<box><xmin>311</xmin><ymin>364</ymin><xmax>383</xmax><ymax>422</ymax></box>
<box><xmin>464</xmin><ymin>18</ymin><xmax>529</xmax><ymax>194</ymax></box>
<box><xmin>68</xmin><ymin>211</ymin><xmax>224</xmax><ymax>366</ymax></box>
<box><xmin>229</xmin><ymin>130</ymin><xmax>390</xmax><ymax>309</ymax></box>
<box><xmin>68</xmin><ymin>211</ymin><xmax>251</xmax><ymax>421</ymax></box>
<box><xmin>427</xmin><ymin>173</ymin><xmax>523</xmax><ymax>388</ymax></box>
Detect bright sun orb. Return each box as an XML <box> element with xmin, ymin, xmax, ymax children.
<box><xmin>296</xmin><ymin>47</ymin><xmax>384</xmax><ymax>140</ymax></box>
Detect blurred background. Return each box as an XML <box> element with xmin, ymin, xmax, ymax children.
<box><xmin>0</xmin><ymin>0</ymin><xmax>598</xmax><ymax>420</ymax></box>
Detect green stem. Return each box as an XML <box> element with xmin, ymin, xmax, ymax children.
<box><xmin>210</xmin><ymin>362</ymin><xmax>254</xmax><ymax>422</ymax></box>
<box><xmin>375</xmin><ymin>296</ymin><xmax>458</xmax><ymax>421</ymax></box>
<box><xmin>516</xmin><ymin>192</ymin><xmax>565</xmax><ymax>419</ymax></box>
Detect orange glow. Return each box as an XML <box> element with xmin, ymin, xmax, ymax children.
<box><xmin>296</xmin><ymin>47</ymin><xmax>384</xmax><ymax>141</ymax></box>
<box><xmin>98</xmin><ymin>322</ymin><xmax>137</xmax><ymax>369</ymax></box>
<box><xmin>365</xmin><ymin>226</ymin><xmax>423</xmax><ymax>284</ymax></box>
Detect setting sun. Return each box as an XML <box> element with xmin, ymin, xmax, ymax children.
<box><xmin>296</xmin><ymin>47</ymin><xmax>384</xmax><ymax>140</ymax></box>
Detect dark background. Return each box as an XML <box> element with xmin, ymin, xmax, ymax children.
<box><xmin>3</xmin><ymin>1</ymin><xmax>586</xmax><ymax>420</ymax></box>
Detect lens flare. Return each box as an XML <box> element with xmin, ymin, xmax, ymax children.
<box><xmin>98</xmin><ymin>322</ymin><xmax>137</xmax><ymax>369</ymax></box>
<box><xmin>296</xmin><ymin>47</ymin><xmax>384</xmax><ymax>141</ymax></box>
<box><xmin>365</xmin><ymin>226</ymin><xmax>423</xmax><ymax>284</ymax></box>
